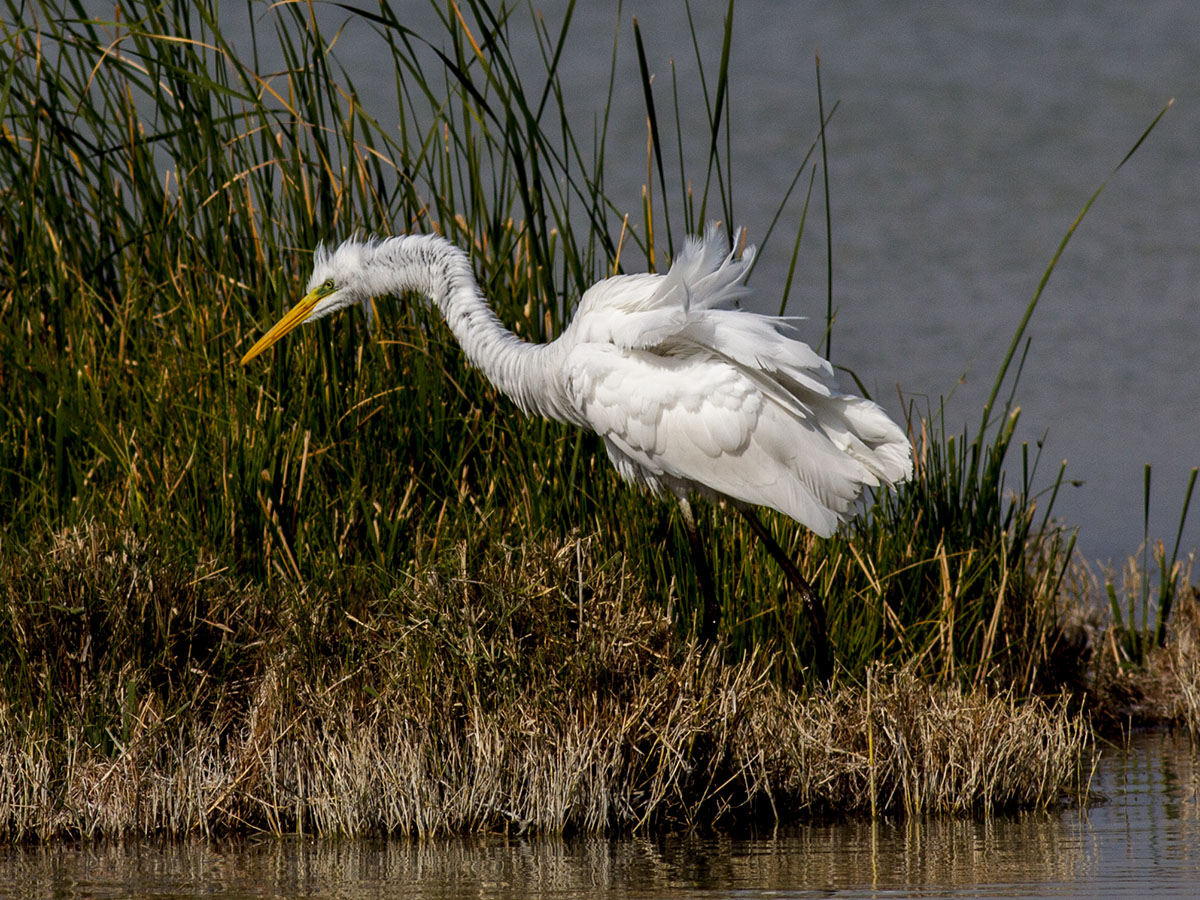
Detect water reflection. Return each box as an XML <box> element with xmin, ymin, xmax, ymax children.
<box><xmin>0</xmin><ymin>733</ymin><xmax>1196</xmax><ymax>899</ymax></box>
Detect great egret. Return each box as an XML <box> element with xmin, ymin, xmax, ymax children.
<box><xmin>241</xmin><ymin>224</ymin><xmax>913</xmax><ymax>680</ymax></box>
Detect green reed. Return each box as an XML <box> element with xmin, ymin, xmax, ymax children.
<box><xmin>1106</xmin><ymin>464</ymin><xmax>1198</xmax><ymax>665</ymax></box>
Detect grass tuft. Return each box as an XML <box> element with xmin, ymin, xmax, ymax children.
<box><xmin>0</xmin><ymin>523</ymin><xmax>1091</xmax><ymax>840</ymax></box>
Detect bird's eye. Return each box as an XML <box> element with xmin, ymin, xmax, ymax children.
<box><xmin>322</xmin><ymin>279</ymin><xmax>335</xmax><ymax>293</ymax></box>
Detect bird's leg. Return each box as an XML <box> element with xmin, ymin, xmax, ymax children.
<box><xmin>735</xmin><ymin>504</ymin><xmax>833</xmax><ymax>684</ymax></box>
<box><xmin>678</xmin><ymin>496</ymin><xmax>720</xmax><ymax>643</ymax></box>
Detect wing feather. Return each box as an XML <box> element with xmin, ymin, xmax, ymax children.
<box><xmin>558</xmin><ymin>223</ymin><xmax>912</xmax><ymax>533</ymax></box>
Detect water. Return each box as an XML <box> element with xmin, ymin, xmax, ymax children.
<box><xmin>1</xmin><ymin>732</ymin><xmax>1196</xmax><ymax>898</ymax></box>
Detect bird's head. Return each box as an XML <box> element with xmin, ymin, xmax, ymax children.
<box><xmin>240</xmin><ymin>239</ymin><xmax>376</xmax><ymax>365</ymax></box>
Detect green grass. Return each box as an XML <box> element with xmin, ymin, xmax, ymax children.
<box><xmin>0</xmin><ymin>0</ymin><xmax>1178</xmax><ymax>706</ymax></box>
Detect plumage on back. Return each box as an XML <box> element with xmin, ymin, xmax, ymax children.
<box><xmin>560</xmin><ymin>223</ymin><xmax>912</xmax><ymax>536</ymax></box>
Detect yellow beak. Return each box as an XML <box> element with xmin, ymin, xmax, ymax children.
<box><xmin>240</xmin><ymin>288</ymin><xmax>324</xmax><ymax>365</ymax></box>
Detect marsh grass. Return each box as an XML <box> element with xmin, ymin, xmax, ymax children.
<box><xmin>1105</xmin><ymin>466</ymin><xmax>1199</xmax><ymax>665</ymax></box>
<box><xmin>1087</xmin><ymin>553</ymin><xmax>1200</xmax><ymax>735</ymax></box>
<box><xmin>0</xmin><ymin>523</ymin><xmax>1091</xmax><ymax>840</ymax></box>
<box><xmin>0</xmin><ymin>0</ymin><xmax>1183</xmax><ymax>839</ymax></box>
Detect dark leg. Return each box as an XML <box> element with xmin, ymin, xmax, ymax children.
<box><xmin>736</xmin><ymin>504</ymin><xmax>833</xmax><ymax>684</ymax></box>
<box><xmin>678</xmin><ymin>497</ymin><xmax>721</xmax><ymax>643</ymax></box>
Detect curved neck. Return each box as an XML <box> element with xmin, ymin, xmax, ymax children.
<box><xmin>365</xmin><ymin>235</ymin><xmax>574</xmax><ymax>423</ymax></box>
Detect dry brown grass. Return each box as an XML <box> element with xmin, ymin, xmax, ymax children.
<box><xmin>0</xmin><ymin>524</ymin><xmax>1092</xmax><ymax>841</ymax></box>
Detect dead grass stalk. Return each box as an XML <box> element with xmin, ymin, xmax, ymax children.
<box><xmin>0</xmin><ymin>524</ymin><xmax>1092</xmax><ymax>841</ymax></box>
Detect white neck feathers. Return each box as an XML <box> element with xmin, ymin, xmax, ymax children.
<box><xmin>360</xmin><ymin>235</ymin><xmax>575</xmax><ymax>424</ymax></box>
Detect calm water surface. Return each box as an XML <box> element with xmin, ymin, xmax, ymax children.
<box><xmin>1</xmin><ymin>732</ymin><xmax>1196</xmax><ymax>899</ymax></box>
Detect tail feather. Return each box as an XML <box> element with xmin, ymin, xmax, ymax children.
<box><xmin>666</xmin><ymin>224</ymin><xmax>914</xmax><ymax>496</ymax></box>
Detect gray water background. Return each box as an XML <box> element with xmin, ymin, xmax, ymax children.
<box><xmin>1</xmin><ymin>732</ymin><xmax>1196</xmax><ymax>898</ymax></box>
<box><xmin>285</xmin><ymin>0</ymin><xmax>1200</xmax><ymax>566</ymax></box>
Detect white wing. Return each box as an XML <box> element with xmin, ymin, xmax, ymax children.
<box><xmin>561</xmin><ymin>224</ymin><xmax>912</xmax><ymax>535</ymax></box>
<box><xmin>568</xmin><ymin>223</ymin><xmax>754</xmax><ymax>349</ymax></box>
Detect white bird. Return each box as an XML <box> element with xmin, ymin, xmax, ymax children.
<box><xmin>241</xmin><ymin>224</ymin><xmax>913</xmax><ymax>679</ymax></box>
